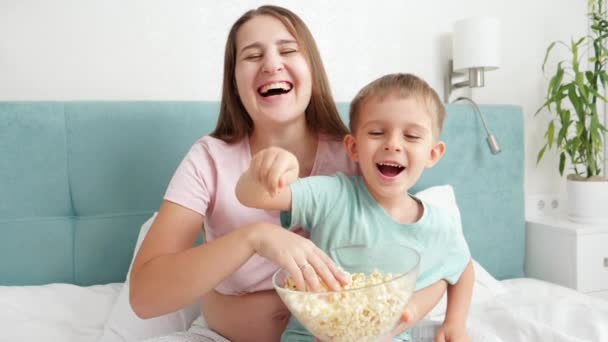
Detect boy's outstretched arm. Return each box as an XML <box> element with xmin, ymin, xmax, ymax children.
<box><xmin>236</xmin><ymin>146</ymin><xmax>299</xmax><ymax>211</ymax></box>
<box><xmin>437</xmin><ymin>260</ymin><xmax>474</xmax><ymax>342</ymax></box>
<box><xmin>388</xmin><ymin>279</ymin><xmax>447</xmax><ymax>337</ymax></box>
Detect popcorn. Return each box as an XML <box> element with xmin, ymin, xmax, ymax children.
<box><xmin>279</xmin><ymin>270</ymin><xmax>413</xmax><ymax>342</ymax></box>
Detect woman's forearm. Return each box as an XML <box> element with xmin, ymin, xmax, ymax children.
<box><xmin>129</xmin><ymin>202</ymin><xmax>263</xmax><ymax>318</ymax></box>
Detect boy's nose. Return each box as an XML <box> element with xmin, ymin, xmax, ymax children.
<box><xmin>383</xmin><ymin>139</ymin><xmax>402</xmax><ymax>152</ymax></box>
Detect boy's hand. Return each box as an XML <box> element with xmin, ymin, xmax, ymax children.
<box><xmin>249</xmin><ymin>147</ymin><xmax>299</xmax><ymax>196</ymax></box>
<box><xmin>382</xmin><ymin>302</ymin><xmax>419</xmax><ymax>341</ymax></box>
<box><xmin>434</xmin><ymin>321</ymin><xmax>470</xmax><ymax>342</ymax></box>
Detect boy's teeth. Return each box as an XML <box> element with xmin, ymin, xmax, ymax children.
<box><xmin>379</xmin><ymin>162</ymin><xmax>402</xmax><ymax>167</ymax></box>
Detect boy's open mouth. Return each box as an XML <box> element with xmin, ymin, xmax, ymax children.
<box><xmin>258</xmin><ymin>81</ymin><xmax>293</xmax><ymax>97</ymax></box>
<box><xmin>376</xmin><ymin>162</ymin><xmax>405</xmax><ymax>177</ymax></box>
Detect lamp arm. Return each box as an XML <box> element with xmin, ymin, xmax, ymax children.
<box><xmin>452</xmin><ymin>96</ymin><xmax>502</xmax><ymax>154</ymax></box>
<box><xmin>453</xmin><ymin>96</ymin><xmax>491</xmax><ymax>134</ymax></box>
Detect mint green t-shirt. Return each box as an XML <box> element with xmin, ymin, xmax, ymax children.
<box><xmin>281</xmin><ymin>172</ymin><xmax>471</xmax><ymax>342</ymax></box>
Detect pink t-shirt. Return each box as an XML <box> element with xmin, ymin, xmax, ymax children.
<box><xmin>164</xmin><ymin>134</ymin><xmax>359</xmax><ymax>295</ymax></box>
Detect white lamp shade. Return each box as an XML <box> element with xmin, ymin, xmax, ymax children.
<box><xmin>453</xmin><ymin>17</ymin><xmax>500</xmax><ymax>72</ymax></box>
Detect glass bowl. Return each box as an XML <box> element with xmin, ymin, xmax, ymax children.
<box><xmin>272</xmin><ymin>244</ymin><xmax>420</xmax><ymax>342</ymax></box>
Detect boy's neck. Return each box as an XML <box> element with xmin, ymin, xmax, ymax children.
<box><xmin>376</xmin><ymin>192</ymin><xmax>423</xmax><ymax>225</ymax></box>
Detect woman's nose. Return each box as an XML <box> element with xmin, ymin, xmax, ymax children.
<box><xmin>262</xmin><ymin>53</ymin><xmax>284</xmax><ymax>74</ymax></box>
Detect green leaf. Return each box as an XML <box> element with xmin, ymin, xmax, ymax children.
<box><xmin>542</xmin><ymin>41</ymin><xmax>558</xmax><ymax>72</ymax></box>
<box><xmin>575</xmin><ymin>71</ymin><xmax>588</xmax><ymax>99</ymax></box>
<box><xmin>572</xmin><ymin>39</ymin><xmax>580</xmax><ymax>72</ymax></box>
<box><xmin>557</xmin><ymin>123</ymin><xmax>568</xmax><ymax>146</ymax></box>
<box><xmin>537</xmin><ymin>145</ymin><xmax>547</xmax><ymax>164</ymax></box>
<box><xmin>585</xmin><ymin>85</ymin><xmax>608</xmax><ymax>102</ymax></box>
<box><xmin>599</xmin><ymin>71</ymin><xmax>608</xmax><ymax>86</ymax></box>
<box><xmin>574</xmin><ymin>36</ymin><xmax>586</xmax><ymax>47</ymax></box>
<box><xmin>585</xmin><ymin>70</ymin><xmax>595</xmax><ymax>84</ymax></box>
<box><xmin>547</xmin><ymin>120</ymin><xmax>555</xmax><ymax>148</ymax></box>
<box><xmin>549</xmin><ymin>63</ymin><xmax>565</xmax><ymax>97</ymax></box>
<box><xmin>559</xmin><ymin>152</ymin><xmax>566</xmax><ymax>176</ymax></box>
<box><xmin>567</xmin><ymin>85</ymin><xmax>584</xmax><ymax>116</ymax></box>
<box><xmin>535</xmin><ymin>85</ymin><xmax>569</xmax><ymax>115</ymax></box>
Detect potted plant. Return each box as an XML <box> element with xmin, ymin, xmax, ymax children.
<box><xmin>537</xmin><ymin>0</ymin><xmax>608</xmax><ymax>223</ymax></box>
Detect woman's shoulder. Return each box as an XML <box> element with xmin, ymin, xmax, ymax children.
<box><xmin>190</xmin><ymin>135</ymin><xmax>248</xmax><ymax>156</ymax></box>
<box><xmin>315</xmin><ymin>135</ymin><xmax>360</xmax><ymax>176</ymax></box>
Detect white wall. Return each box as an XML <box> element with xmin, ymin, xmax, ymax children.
<box><xmin>0</xmin><ymin>0</ymin><xmax>595</xmax><ymax>214</ymax></box>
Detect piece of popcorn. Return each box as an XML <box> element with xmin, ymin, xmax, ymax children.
<box><xmin>281</xmin><ymin>270</ymin><xmax>412</xmax><ymax>342</ymax></box>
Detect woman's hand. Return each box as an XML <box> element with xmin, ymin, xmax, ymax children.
<box><xmin>249</xmin><ymin>147</ymin><xmax>299</xmax><ymax>196</ymax></box>
<box><xmin>247</xmin><ymin>223</ymin><xmax>348</xmax><ymax>292</ymax></box>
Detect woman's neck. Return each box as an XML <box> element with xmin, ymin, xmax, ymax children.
<box><xmin>249</xmin><ymin>123</ymin><xmax>318</xmax><ymax>177</ymax></box>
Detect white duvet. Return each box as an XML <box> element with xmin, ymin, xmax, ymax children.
<box><xmin>0</xmin><ymin>283</ymin><xmax>121</xmax><ymax>342</ymax></box>
<box><xmin>461</xmin><ymin>278</ymin><xmax>608</xmax><ymax>342</ymax></box>
<box><xmin>0</xmin><ymin>278</ymin><xmax>606</xmax><ymax>342</ymax></box>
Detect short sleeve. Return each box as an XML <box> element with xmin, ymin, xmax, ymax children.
<box><xmin>438</xmin><ymin>213</ymin><xmax>471</xmax><ymax>285</ymax></box>
<box><xmin>164</xmin><ymin>140</ymin><xmax>216</xmax><ymax>216</ymax></box>
<box><xmin>288</xmin><ymin>173</ymin><xmax>347</xmax><ymax>232</ymax></box>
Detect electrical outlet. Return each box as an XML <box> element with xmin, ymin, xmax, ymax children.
<box><xmin>551</xmin><ymin>199</ymin><xmax>560</xmax><ymax>210</ymax></box>
<box><xmin>526</xmin><ymin>194</ymin><xmax>562</xmax><ymax>218</ymax></box>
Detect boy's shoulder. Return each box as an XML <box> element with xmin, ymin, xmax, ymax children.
<box><xmin>417</xmin><ymin>198</ymin><xmax>462</xmax><ymax>232</ymax></box>
<box><xmin>297</xmin><ymin>172</ymin><xmax>361</xmax><ymax>188</ymax></box>
<box><xmin>413</xmin><ymin>185</ymin><xmax>461</xmax><ymax>222</ymax></box>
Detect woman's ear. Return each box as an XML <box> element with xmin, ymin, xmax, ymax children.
<box><xmin>425</xmin><ymin>140</ymin><xmax>446</xmax><ymax>168</ymax></box>
<box><xmin>343</xmin><ymin>134</ymin><xmax>359</xmax><ymax>162</ymax></box>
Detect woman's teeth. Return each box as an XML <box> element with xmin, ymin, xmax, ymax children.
<box><xmin>259</xmin><ymin>81</ymin><xmax>293</xmax><ymax>97</ymax></box>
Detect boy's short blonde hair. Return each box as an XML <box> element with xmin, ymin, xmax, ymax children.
<box><xmin>349</xmin><ymin>73</ymin><xmax>446</xmax><ymax>139</ymax></box>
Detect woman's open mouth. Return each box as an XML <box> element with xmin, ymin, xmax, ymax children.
<box><xmin>258</xmin><ymin>81</ymin><xmax>293</xmax><ymax>97</ymax></box>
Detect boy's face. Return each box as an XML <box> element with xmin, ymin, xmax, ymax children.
<box><xmin>344</xmin><ymin>96</ymin><xmax>445</xmax><ymax>201</ymax></box>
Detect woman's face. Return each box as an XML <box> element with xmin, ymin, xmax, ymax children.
<box><xmin>234</xmin><ymin>15</ymin><xmax>312</xmax><ymax>129</ymax></box>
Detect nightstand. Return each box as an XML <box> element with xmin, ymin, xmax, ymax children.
<box><xmin>525</xmin><ymin>216</ymin><xmax>608</xmax><ymax>299</ymax></box>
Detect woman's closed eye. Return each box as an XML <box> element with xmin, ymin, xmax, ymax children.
<box><xmin>280</xmin><ymin>49</ymin><xmax>297</xmax><ymax>55</ymax></box>
<box><xmin>244</xmin><ymin>54</ymin><xmax>262</xmax><ymax>61</ymax></box>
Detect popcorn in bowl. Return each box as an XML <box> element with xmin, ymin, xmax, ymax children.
<box><xmin>273</xmin><ymin>244</ymin><xmax>420</xmax><ymax>342</ymax></box>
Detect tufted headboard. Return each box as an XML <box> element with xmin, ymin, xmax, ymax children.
<box><xmin>0</xmin><ymin>101</ymin><xmax>524</xmax><ymax>286</ymax></box>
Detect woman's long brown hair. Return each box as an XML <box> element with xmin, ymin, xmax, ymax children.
<box><xmin>210</xmin><ymin>5</ymin><xmax>348</xmax><ymax>143</ymax></box>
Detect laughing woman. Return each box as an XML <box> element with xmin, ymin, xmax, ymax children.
<box><xmin>129</xmin><ymin>5</ymin><xmax>358</xmax><ymax>342</ymax></box>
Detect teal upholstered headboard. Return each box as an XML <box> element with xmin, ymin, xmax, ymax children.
<box><xmin>0</xmin><ymin>101</ymin><xmax>524</xmax><ymax>286</ymax></box>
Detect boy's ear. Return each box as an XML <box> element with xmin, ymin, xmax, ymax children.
<box><xmin>343</xmin><ymin>134</ymin><xmax>359</xmax><ymax>162</ymax></box>
<box><xmin>425</xmin><ymin>140</ymin><xmax>446</xmax><ymax>168</ymax></box>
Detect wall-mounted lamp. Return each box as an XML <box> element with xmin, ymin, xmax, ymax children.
<box><xmin>445</xmin><ymin>17</ymin><xmax>500</xmax><ymax>102</ymax></box>
<box><xmin>452</xmin><ymin>96</ymin><xmax>502</xmax><ymax>155</ymax></box>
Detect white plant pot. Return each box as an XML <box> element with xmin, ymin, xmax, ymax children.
<box><xmin>566</xmin><ymin>178</ymin><xmax>608</xmax><ymax>224</ymax></box>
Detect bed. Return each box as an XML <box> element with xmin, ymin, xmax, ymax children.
<box><xmin>1</xmin><ymin>102</ymin><xmax>606</xmax><ymax>342</ymax></box>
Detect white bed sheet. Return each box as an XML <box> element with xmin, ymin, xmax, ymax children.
<box><xmin>0</xmin><ymin>283</ymin><xmax>122</xmax><ymax>342</ymax></box>
<box><xmin>0</xmin><ymin>278</ymin><xmax>606</xmax><ymax>342</ymax></box>
<box><xmin>430</xmin><ymin>278</ymin><xmax>608</xmax><ymax>342</ymax></box>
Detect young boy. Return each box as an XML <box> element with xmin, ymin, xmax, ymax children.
<box><xmin>236</xmin><ymin>73</ymin><xmax>473</xmax><ymax>341</ymax></box>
